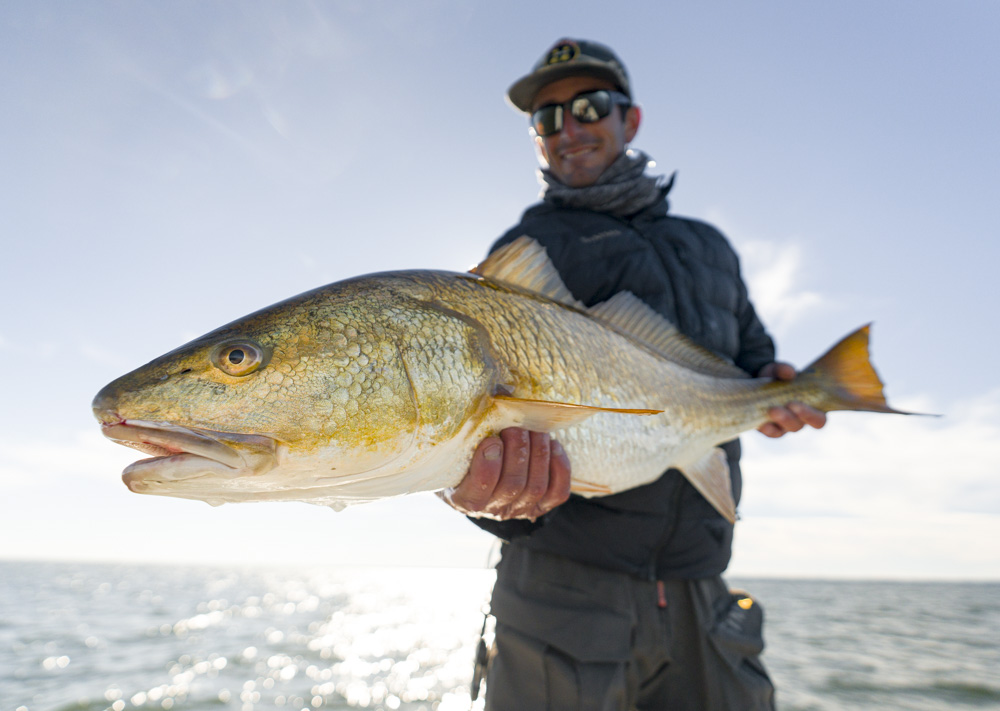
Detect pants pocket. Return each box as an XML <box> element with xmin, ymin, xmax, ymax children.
<box><xmin>490</xmin><ymin>546</ymin><xmax>636</xmax><ymax>663</ymax></box>
<box><xmin>486</xmin><ymin>622</ymin><xmax>629</xmax><ymax>711</ymax></box>
<box><xmin>707</xmin><ymin>589</ymin><xmax>776</xmax><ymax>708</ymax></box>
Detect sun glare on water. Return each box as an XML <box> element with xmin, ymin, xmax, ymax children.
<box><xmin>5</xmin><ymin>562</ymin><xmax>496</xmax><ymax>711</ymax></box>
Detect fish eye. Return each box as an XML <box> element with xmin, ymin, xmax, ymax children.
<box><xmin>212</xmin><ymin>341</ymin><xmax>265</xmax><ymax>377</ymax></box>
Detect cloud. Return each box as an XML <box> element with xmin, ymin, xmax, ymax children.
<box><xmin>737</xmin><ymin>240</ymin><xmax>826</xmax><ymax>336</ymax></box>
<box><xmin>698</xmin><ymin>208</ymin><xmax>826</xmax><ymax>337</ymax></box>
<box><xmin>0</xmin><ymin>429</ymin><xmax>134</xmax><ymax>489</ymax></box>
<box><xmin>739</xmin><ymin>388</ymin><xmax>1000</xmax><ymax>518</ymax></box>
<box><xmin>0</xmin><ymin>428</ymin><xmax>495</xmax><ymax>568</ymax></box>
<box><xmin>0</xmin><ymin>426</ymin><xmax>495</xmax><ymax>568</ymax></box>
<box><xmin>731</xmin><ymin>513</ymin><xmax>1000</xmax><ymax>580</ymax></box>
<box><xmin>190</xmin><ymin>61</ymin><xmax>256</xmax><ymax>101</ymax></box>
<box><xmin>725</xmin><ymin>386</ymin><xmax>1000</xmax><ymax>580</ymax></box>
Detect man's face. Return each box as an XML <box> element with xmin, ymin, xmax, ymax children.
<box><xmin>531</xmin><ymin>75</ymin><xmax>640</xmax><ymax>188</ymax></box>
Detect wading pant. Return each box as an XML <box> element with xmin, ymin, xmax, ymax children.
<box><xmin>484</xmin><ymin>545</ymin><xmax>775</xmax><ymax>711</ymax></box>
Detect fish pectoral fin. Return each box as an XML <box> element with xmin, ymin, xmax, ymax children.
<box><xmin>678</xmin><ymin>448</ymin><xmax>737</xmax><ymax>524</ymax></box>
<box><xmin>494</xmin><ymin>394</ymin><xmax>662</xmax><ymax>431</ymax></box>
<box><xmin>570</xmin><ymin>479</ymin><xmax>613</xmax><ymax>496</ymax></box>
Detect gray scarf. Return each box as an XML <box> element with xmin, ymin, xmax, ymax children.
<box><xmin>540</xmin><ymin>149</ymin><xmax>671</xmax><ymax>217</ymax></box>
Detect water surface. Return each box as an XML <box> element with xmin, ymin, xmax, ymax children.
<box><xmin>2</xmin><ymin>562</ymin><xmax>997</xmax><ymax>710</ymax></box>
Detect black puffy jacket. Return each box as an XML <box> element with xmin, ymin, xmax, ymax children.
<box><xmin>472</xmin><ymin>190</ymin><xmax>776</xmax><ymax>579</ymax></box>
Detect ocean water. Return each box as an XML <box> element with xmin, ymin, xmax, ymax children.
<box><xmin>2</xmin><ymin>561</ymin><xmax>998</xmax><ymax>711</ymax></box>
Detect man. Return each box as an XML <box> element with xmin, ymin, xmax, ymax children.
<box><xmin>446</xmin><ymin>39</ymin><xmax>826</xmax><ymax>710</ymax></box>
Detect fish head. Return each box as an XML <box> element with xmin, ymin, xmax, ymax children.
<box><xmin>92</xmin><ymin>280</ymin><xmax>427</xmax><ymax>505</ymax></box>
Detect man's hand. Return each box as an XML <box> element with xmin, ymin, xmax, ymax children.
<box><xmin>756</xmin><ymin>362</ymin><xmax>828</xmax><ymax>438</ymax></box>
<box><xmin>443</xmin><ymin>428</ymin><xmax>572</xmax><ymax>521</ymax></box>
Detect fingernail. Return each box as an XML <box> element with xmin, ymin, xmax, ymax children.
<box><xmin>484</xmin><ymin>443</ymin><xmax>502</xmax><ymax>461</ymax></box>
<box><xmin>551</xmin><ymin>440</ymin><xmax>564</xmax><ymax>457</ymax></box>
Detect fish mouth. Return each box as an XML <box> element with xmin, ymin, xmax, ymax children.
<box><xmin>100</xmin><ymin>419</ymin><xmax>278</xmax><ymax>493</ymax></box>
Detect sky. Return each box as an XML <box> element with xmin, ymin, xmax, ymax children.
<box><xmin>2</xmin><ymin>1</ymin><xmax>998</xmax><ymax>579</ymax></box>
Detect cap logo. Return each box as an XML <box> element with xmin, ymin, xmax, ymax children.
<box><xmin>544</xmin><ymin>41</ymin><xmax>579</xmax><ymax>66</ymax></box>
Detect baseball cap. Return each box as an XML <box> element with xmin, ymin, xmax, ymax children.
<box><xmin>507</xmin><ymin>38</ymin><xmax>631</xmax><ymax>113</ymax></box>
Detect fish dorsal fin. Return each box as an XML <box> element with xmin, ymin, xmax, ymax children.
<box><xmin>589</xmin><ymin>292</ymin><xmax>750</xmax><ymax>380</ymax></box>
<box><xmin>471</xmin><ymin>236</ymin><xmax>584</xmax><ymax>310</ymax></box>
<box><xmin>475</xmin><ymin>237</ymin><xmax>748</xmax><ymax>379</ymax></box>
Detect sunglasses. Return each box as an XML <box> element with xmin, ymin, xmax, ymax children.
<box><xmin>531</xmin><ymin>89</ymin><xmax>631</xmax><ymax>137</ymax></box>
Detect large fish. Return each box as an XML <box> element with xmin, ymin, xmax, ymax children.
<box><xmin>92</xmin><ymin>237</ymin><xmax>909</xmax><ymax>522</ymax></box>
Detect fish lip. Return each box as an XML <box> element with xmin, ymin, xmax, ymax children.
<box><xmin>101</xmin><ymin>420</ymin><xmax>272</xmax><ymax>472</ymax></box>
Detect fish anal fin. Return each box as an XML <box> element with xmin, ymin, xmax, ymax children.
<box><xmin>493</xmin><ymin>394</ymin><xmax>661</xmax><ymax>431</ymax></box>
<box><xmin>471</xmin><ymin>237</ymin><xmax>584</xmax><ymax>310</ymax></box>
<box><xmin>678</xmin><ymin>448</ymin><xmax>737</xmax><ymax>524</ymax></box>
<box><xmin>589</xmin><ymin>292</ymin><xmax>750</xmax><ymax>380</ymax></box>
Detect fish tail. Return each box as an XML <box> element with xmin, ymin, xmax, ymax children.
<box><xmin>804</xmin><ymin>324</ymin><xmax>908</xmax><ymax>414</ymax></box>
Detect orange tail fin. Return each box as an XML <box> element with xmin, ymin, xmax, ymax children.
<box><xmin>804</xmin><ymin>324</ymin><xmax>911</xmax><ymax>414</ymax></box>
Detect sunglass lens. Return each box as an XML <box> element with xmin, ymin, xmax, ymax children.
<box><xmin>531</xmin><ymin>105</ymin><xmax>561</xmax><ymax>137</ymax></box>
<box><xmin>530</xmin><ymin>91</ymin><xmax>620</xmax><ymax>136</ymax></box>
<box><xmin>570</xmin><ymin>91</ymin><xmax>611</xmax><ymax>123</ymax></box>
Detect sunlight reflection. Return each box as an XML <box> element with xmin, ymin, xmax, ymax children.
<box><xmin>7</xmin><ymin>563</ymin><xmax>496</xmax><ymax>710</ymax></box>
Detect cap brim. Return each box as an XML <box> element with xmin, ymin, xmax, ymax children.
<box><xmin>506</xmin><ymin>61</ymin><xmax>628</xmax><ymax>113</ymax></box>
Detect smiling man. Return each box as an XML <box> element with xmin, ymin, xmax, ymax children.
<box><xmin>530</xmin><ymin>74</ymin><xmax>638</xmax><ymax>189</ymax></box>
<box><xmin>446</xmin><ymin>39</ymin><xmax>825</xmax><ymax>710</ymax></box>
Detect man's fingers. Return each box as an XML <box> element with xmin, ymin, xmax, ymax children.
<box><xmin>758</xmin><ymin>361</ymin><xmax>795</xmax><ymax>381</ymax></box>
<box><xmin>758</xmin><ymin>402</ymin><xmax>828</xmax><ymax>439</ymax></box>
<box><xmin>524</xmin><ymin>431</ymin><xmax>553</xmax><ymax>502</ymax></box>
<box><xmin>501</xmin><ymin>431</ymin><xmax>555</xmax><ymax>519</ymax></box>
<box><xmin>447</xmin><ymin>428</ymin><xmax>574</xmax><ymax>520</ymax></box>
<box><xmin>757</xmin><ymin>421</ymin><xmax>785</xmax><ymax>438</ymax></box>
<box><xmin>789</xmin><ymin>402</ymin><xmax>827</xmax><ymax>429</ymax></box>
<box><xmin>772</xmin><ymin>362</ymin><xmax>798</xmax><ymax>381</ymax></box>
<box><xmin>492</xmin><ymin>428</ymin><xmax>532</xmax><ymax>507</ymax></box>
<box><xmin>535</xmin><ymin>439</ymin><xmax>572</xmax><ymax>514</ymax></box>
<box><xmin>448</xmin><ymin>435</ymin><xmax>504</xmax><ymax>512</ymax></box>
<box><xmin>767</xmin><ymin>405</ymin><xmax>805</xmax><ymax>434</ymax></box>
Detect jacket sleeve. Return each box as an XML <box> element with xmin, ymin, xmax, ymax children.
<box><xmin>465</xmin><ymin>514</ymin><xmax>544</xmax><ymax>540</ymax></box>
<box><xmin>731</xmin><ymin>254</ymin><xmax>777</xmax><ymax>377</ymax></box>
